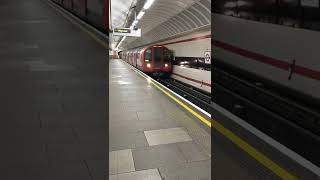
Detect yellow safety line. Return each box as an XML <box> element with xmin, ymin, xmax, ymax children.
<box><xmin>129</xmin><ymin>65</ymin><xmax>212</xmax><ymax>127</ymax></box>
<box><xmin>213</xmin><ymin>120</ymin><xmax>298</xmax><ymax>180</ymax></box>
<box><xmin>47</xmin><ymin>2</ymin><xmax>298</xmax><ymax>179</ymax></box>
<box><xmin>152</xmin><ymin>81</ymin><xmax>212</xmax><ymax>127</ymax></box>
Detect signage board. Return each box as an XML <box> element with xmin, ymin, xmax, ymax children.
<box><xmin>204</xmin><ymin>51</ymin><xmax>211</xmax><ymax>64</ymax></box>
<box><xmin>113</xmin><ymin>27</ymin><xmax>141</xmax><ymax>37</ymax></box>
<box><xmin>114</xmin><ymin>28</ymin><xmax>131</xmax><ymax>33</ymax></box>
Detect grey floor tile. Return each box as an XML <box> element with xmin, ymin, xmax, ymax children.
<box><xmin>1</xmin><ymin>165</ymin><xmax>47</xmax><ymax>180</ymax></box>
<box><xmin>109</xmin><ymin>118</ymin><xmax>179</xmax><ymax>134</ymax></box>
<box><xmin>123</xmin><ymin>104</ymin><xmax>159</xmax><ymax>113</ymax></box>
<box><xmin>47</xmin><ymin>143</ymin><xmax>106</xmax><ymax>163</ymax></box>
<box><xmin>159</xmin><ymin>160</ymin><xmax>211</xmax><ymax>180</ymax></box>
<box><xmin>109</xmin><ymin>112</ymin><xmax>139</xmax><ymax>122</ymax></box>
<box><xmin>111</xmin><ymin>169</ymin><xmax>162</xmax><ymax>180</ymax></box>
<box><xmin>109</xmin><ymin>175</ymin><xmax>117</xmax><ymax>180</ymax></box>
<box><xmin>40</xmin><ymin>127</ymin><xmax>76</xmax><ymax>144</ymax></box>
<box><xmin>86</xmin><ymin>160</ymin><xmax>107</xmax><ymax>180</ymax></box>
<box><xmin>136</xmin><ymin>110</ymin><xmax>167</xmax><ymax>121</ymax></box>
<box><xmin>74</xmin><ymin>126</ymin><xmax>107</xmax><ymax>143</ymax></box>
<box><xmin>176</xmin><ymin>141</ymin><xmax>211</xmax><ymax>162</ymax></box>
<box><xmin>109</xmin><ymin>131</ymin><xmax>148</xmax><ymax>151</ymax></box>
<box><xmin>144</xmin><ymin>127</ymin><xmax>192</xmax><ymax>146</ymax></box>
<box><xmin>44</xmin><ymin>161</ymin><xmax>92</xmax><ymax>180</ymax></box>
<box><xmin>132</xmin><ymin>144</ymin><xmax>186</xmax><ymax>170</ymax></box>
<box><xmin>109</xmin><ymin>149</ymin><xmax>135</xmax><ymax>175</ymax></box>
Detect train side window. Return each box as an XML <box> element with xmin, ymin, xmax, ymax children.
<box><xmin>145</xmin><ymin>49</ymin><xmax>152</xmax><ymax>61</ymax></box>
<box><xmin>164</xmin><ymin>49</ymin><xmax>173</xmax><ymax>62</ymax></box>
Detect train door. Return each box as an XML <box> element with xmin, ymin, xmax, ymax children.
<box><xmin>133</xmin><ymin>52</ymin><xmax>137</xmax><ymax>67</ymax></box>
<box><xmin>126</xmin><ymin>52</ymin><xmax>129</xmax><ymax>62</ymax></box>
<box><xmin>136</xmin><ymin>49</ymin><xmax>143</xmax><ymax>69</ymax></box>
<box><xmin>152</xmin><ymin>46</ymin><xmax>163</xmax><ymax>69</ymax></box>
<box><xmin>144</xmin><ymin>48</ymin><xmax>152</xmax><ymax>69</ymax></box>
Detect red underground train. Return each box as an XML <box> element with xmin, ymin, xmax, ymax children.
<box><xmin>119</xmin><ymin>45</ymin><xmax>173</xmax><ymax>76</ymax></box>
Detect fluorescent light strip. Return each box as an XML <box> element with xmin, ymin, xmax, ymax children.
<box><xmin>137</xmin><ymin>11</ymin><xmax>145</xmax><ymax>20</ymax></box>
<box><xmin>143</xmin><ymin>0</ymin><xmax>155</xmax><ymax>9</ymax></box>
<box><xmin>130</xmin><ymin>20</ymin><xmax>139</xmax><ymax>29</ymax></box>
<box><xmin>116</xmin><ymin>36</ymin><xmax>126</xmax><ymax>48</ymax></box>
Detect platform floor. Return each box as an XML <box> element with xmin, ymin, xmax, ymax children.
<box><xmin>0</xmin><ymin>0</ymin><xmax>107</xmax><ymax>179</ymax></box>
<box><xmin>110</xmin><ymin>59</ymin><xmax>320</xmax><ymax>180</ymax></box>
<box><xmin>109</xmin><ymin>59</ymin><xmax>211</xmax><ymax>180</ymax></box>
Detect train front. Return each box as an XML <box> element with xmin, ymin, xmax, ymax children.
<box><xmin>147</xmin><ymin>45</ymin><xmax>172</xmax><ymax>76</ymax></box>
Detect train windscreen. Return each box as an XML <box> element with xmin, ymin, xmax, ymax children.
<box><xmin>154</xmin><ymin>47</ymin><xmax>163</xmax><ymax>67</ymax></box>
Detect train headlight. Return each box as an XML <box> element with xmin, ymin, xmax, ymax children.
<box><xmin>146</xmin><ymin>63</ymin><xmax>151</xmax><ymax>68</ymax></box>
<box><xmin>164</xmin><ymin>63</ymin><xmax>168</xmax><ymax>67</ymax></box>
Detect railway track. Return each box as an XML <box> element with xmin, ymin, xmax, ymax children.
<box><xmin>212</xmin><ymin>62</ymin><xmax>320</xmax><ymax>167</ymax></box>
<box><xmin>157</xmin><ymin>77</ymin><xmax>213</xmax><ymax>115</ymax></box>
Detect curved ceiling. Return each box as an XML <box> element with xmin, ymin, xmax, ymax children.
<box><xmin>112</xmin><ymin>0</ymin><xmax>211</xmax><ymax>50</ymax></box>
<box><xmin>133</xmin><ymin>0</ymin><xmax>195</xmax><ymax>34</ymax></box>
<box><xmin>110</xmin><ymin>0</ymin><xmax>135</xmax><ymax>29</ymax></box>
<box><xmin>110</xmin><ymin>0</ymin><xmax>136</xmax><ymax>49</ymax></box>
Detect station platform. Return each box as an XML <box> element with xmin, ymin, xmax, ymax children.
<box><xmin>110</xmin><ymin>59</ymin><xmax>320</xmax><ymax>180</ymax></box>
<box><xmin>109</xmin><ymin>59</ymin><xmax>211</xmax><ymax>179</ymax></box>
<box><xmin>0</xmin><ymin>0</ymin><xmax>107</xmax><ymax>179</ymax></box>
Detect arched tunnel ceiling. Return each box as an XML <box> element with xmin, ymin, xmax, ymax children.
<box><xmin>133</xmin><ymin>0</ymin><xmax>195</xmax><ymax>35</ymax></box>
<box><xmin>110</xmin><ymin>0</ymin><xmax>136</xmax><ymax>49</ymax></box>
<box><xmin>111</xmin><ymin>0</ymin><xmax>132</xmax><ymax>28</ymax></box>
<box><xmin>118</xmin><ymin>0</ymin><xmax>211</xmax><ymax>50</ymax></box>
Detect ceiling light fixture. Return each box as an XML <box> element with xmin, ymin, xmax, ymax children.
<box><xmin>143</xmin><ymin>0</ymin><xmax>155</xmax><ymax>9</ymax></box>
<box><xmin>137</xmin><ymin>11</ymin><xmax>145</xmax><ymax>20</ymax></box>
<box><xmin>137</xmin><ymin>11</ymin><xmax>145</xmax><ymax>19</ymax></box>
<box><xmin>116</xmin><ymin>36</ymin><xmax>126</xmax><ymax>49</ymax></box>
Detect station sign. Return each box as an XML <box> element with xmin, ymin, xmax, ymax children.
<box><xmin>114</xmin><ymin>28</ymin><xmax>131</xmax><ymax>33</ymax></box>
<box><xmin>113</xmin><ymin>27</ymin><xmax>141</xmax><ymax>37</ymax></box>
<box><xmin>204</xmin><ymin>51</ymin><xmax>211</xmax><ymax>64</ymax></box>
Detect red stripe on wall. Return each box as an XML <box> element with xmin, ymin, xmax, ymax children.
<box><xmin>161</xmin><ymin>35</ymin><xmax>211</xmax><ymax>46</ymax></box>
<box><xmin>172</xmin><ymin>73</ymin><xmax>211</xmax><ymax>87</ymax></box>
<box><xmin>213</xmin><ymin>39</ymin><xmax>320</xmax><ymax>81</ymax></box>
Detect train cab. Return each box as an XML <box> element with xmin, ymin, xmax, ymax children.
<box><xmin>140</xmin><ymin>45</ymin><xmax>172</xmax><ymax>74</ymax></box>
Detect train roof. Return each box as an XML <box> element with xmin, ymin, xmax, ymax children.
<box><xmin>123</xmin><ymin>44</ymin><xmax>168</xmax><ymax>53</ymax></box>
